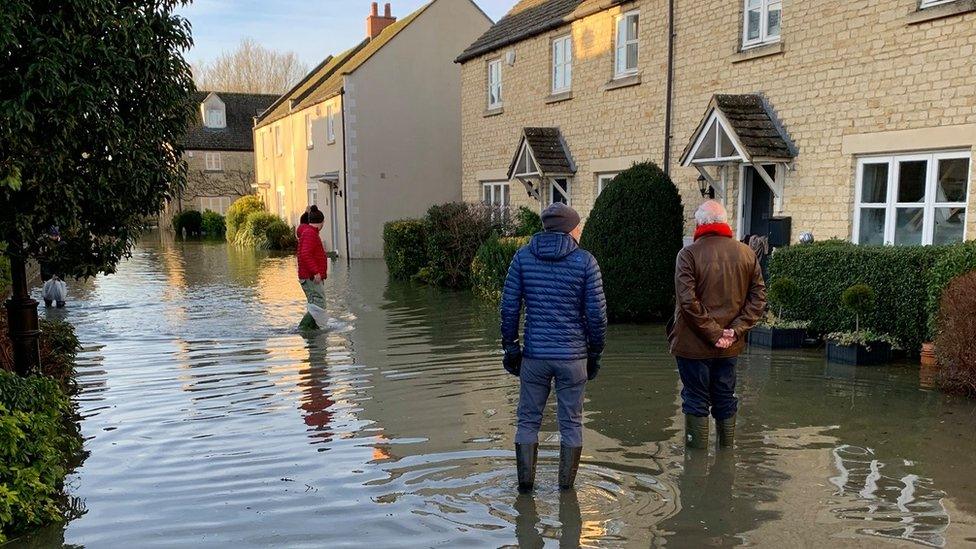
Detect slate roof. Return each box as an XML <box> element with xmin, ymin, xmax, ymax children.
<box><xmin>508</xmin><ymin>127</ymin><xmax>575</xmax><ymax>178</ymax></box>
<box><xmin>255</xmin><ymin>1</ymin><xmax>435</xmax><ymax>128</ymax></box>
<box><xmin>681</xmin><ymin>94</ymin><xmax>795</xmax><ymax>164</ymax></box>
<box><xmin>182</xmin><ymin>91</ymin><xmax>277</xmax><ymax>152</ymax></box>
<box><xmin>456</xmin><ymin>0</ymin><xmax>627</xmax><ymax>63</ymax></box>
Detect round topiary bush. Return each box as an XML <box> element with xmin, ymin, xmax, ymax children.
<box><xmin>767</xmin><ymin>277</ymin><xmax>799</xmax><ymax>319</ymax></box>
<box><xmin>225</xmin><ymin>195</ymin><xmax>266</xmax><ymax>242</ymax></box>
<box><xmin>841</xmin><ymin>283</ymin><xmax>876</xmax><ymax>333</ymax></box>
<box><xmin>935</xmin><ymin>270</ymin><xmax>976</xmax><ymax>397</ymax></box>
<box><xmin>580</xmin><ymin>161</ymin><xmax>684</xmax><ymax>321</ymax></box>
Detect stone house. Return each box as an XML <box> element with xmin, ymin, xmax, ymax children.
<box><xmin>253</xmin><ymin>1</ymin><xmax>492</xmax><ymax>259</ymax></box>
<box><xmin>169</xmin><ymin>91</ymin><xmax>277</xmax><ymax>224</ymax></box>
<box><xmin>457</xmin><ymin>0</ymin><xmax>976</xmax><ymax>245</ymax></box>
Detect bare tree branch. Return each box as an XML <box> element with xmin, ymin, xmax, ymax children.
<box><xmin>180</xmin><ymin>168</ymin><xmax>255</xmax><ymax>203</ymax></box>
<box><xmin>194</xmin><ymin>38</ymin><xmax>308</xmax><ymax>94</ymax></box>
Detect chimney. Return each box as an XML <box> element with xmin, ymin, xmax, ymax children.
<box><xmin>366</xmin><ymin>2</ymin><xmax>396</xmax><ymax>40</ymax></box>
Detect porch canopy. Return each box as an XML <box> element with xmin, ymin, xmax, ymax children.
<box><xmin>309</xmin><ymin>170</ymin><xmax>341</xmax><ymax>189</ymax></box>
<box><xmin>679</xmin><ymin>94</ymin><xmax>795</xmax><ymax>208</ymax></box>
<box><xmin>507</xmin><ymin>127</ymin><xmax>575</xmax><ymax>200</ymax></box>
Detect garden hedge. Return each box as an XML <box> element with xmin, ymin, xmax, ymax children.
<box><xmin>580</xmin><ymin>161</ymin><xmax>684</xmax><ymax>321</ymax></box>
<box><xmin>225</xmin><ymin>195</ymin><xmax>266</xmax><ymax>242</ymax></box>
<box><xmin>420</xmin><ymin>202</ymin><xmax>496</xmax><ymax>288</ymax></box>
<box><xmin>171</xmin><ymin>209</ymin><xmax>202</xmax><ymax>238</ymax></box>
<box><xmin>769</xmin><ymin>242</ymin><xmax>948</xmax><ymax>350</ymax></box>
<box><xmin>471</xmin><ymin>235</ymin><xmax>530</xmax><ymax>301</ymax></box>
<box><xmin>383</xmin><ymin>220</ymin><xmax>427</xmax><ymax>280</ymax></box>
<box><xmin>511</xmin><ymin>206</ymin><xmax>542</xmax><ymax>237</ymax></box>
<box><xmin>201</xmin><ymin>210</ymin><xmax>226</xmax><ymax>239</ymax></box>
<box><xmin>935</xmin><ymin>271</ymin><xmax>976</xmax><ymax>397</ymax></box>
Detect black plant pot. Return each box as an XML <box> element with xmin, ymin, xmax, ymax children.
<box><xmin>748</xmin><ymin>326</ymin><xmax>806</xmax><ymax>349</ymax></box>
<box><xmin>825</xmin><ymin>341</ymin><xmax>892</xmax><ymax>366</ymax></box>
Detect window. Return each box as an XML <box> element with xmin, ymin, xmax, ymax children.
<box><xmin>274</xmin><ymin>125</ymin><xmax>283</xmax><ymax>156</ymax></box>
<box><xmin>597</xmin><ymin>173</ymin><xmax>619</xmax><ymax>195</ymax></box>
<box><xmin>854</xmin><ymin>151</ymin><xmax>970</xmax><ymax>246</ymax></box>
<box><xmin>920</xmin><ymin>0</ymin><xmax>957</xmax><ymax>6</ymax></box>
<box><xmin>199</xmin><ymin>196</ymin><xmax>231</xmax><ymax>215</ymax></box>
<box><xmin>487</xmin><ymin>59</ymin><xmax>503</xmax><ymax>109</ymax></box>
<box><xmin>482</xmin><ymin>181</ymin><xmax>510</xmax><ymax>221</ymax></box>
<box><xmin>307</xmin><ymin>186</ymin><xmax>318</xmax><ymax>209</ymax></box>
<box><xmin>204</xmin><ymin>106</ymin><xmax>225</xmax><ymax>128</ymax></box>
<box><xmin>261</xmin><ymin>132</ymin><xmax>268</xmax><ymax>159</ymax></box>
<box><xmin>204</xmin><ymin>152</ymin><xmax>222</xmax><ymax>172</ymax></box>
<box><xmin>552</xmin><ymin>35</ymin><xmax>572</xmax><ymax>94</ymax></box>
<box><xmin>276</xmin><ymin>188</ymin><xmax>286</xmax><ymax>219</ymax></box>
<box><xmin>305</xmin><ymin>113</ymin><xmax>314</xmax><ymax>148</ymax></box>
<box><xmin>614</xmin><ymin>11</ymin><xmax>639</xmax><ymax>78</ymax></box>
<box><xmin>326</xmin><ymin>105</ymin><xmax>336</xmax><ymax>143</ymax></box>
<box><xmin>550</xmin><ymin>178</ymin><xmax>571</xmax><ymax>205</ymax></box>
<box><xmin>743</xmin><ymin>0</ymin><xmax>781</xmax><ymax>48</ymax></box>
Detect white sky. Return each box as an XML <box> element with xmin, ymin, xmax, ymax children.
<box><xmin>179</xmin><ymin>0</ymin><xmax>517</xmax><ymax>66</ymax></box>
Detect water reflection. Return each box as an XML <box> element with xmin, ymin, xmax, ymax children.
<box><xmin>12</xmin><ymin>234</ymin><xmax>976</xmax><ymax>548</ymax></box>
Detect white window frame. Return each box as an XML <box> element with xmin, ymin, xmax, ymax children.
<box><xmin>742</xmin><ymin>0</ymin><xmax>782</xmax><ymax>49</ymax></box>
<box><xmin>597</xmin><ymin>173</ymin><xmax>619</xmax><ymax>196</ymax></box>
<box><xmin>204</xmin><ymin>107</ymin><xmax>225</xmax><ymax>128</ymax></box>
<box><xmin>305</xmin><ymin>113</ymin><xmax>314</xmax><ymax>149</ymax></box>
<box><xmin>551</xmin><ymin>34</ymin><xmax>573</xmax><ymax>94</ymax></box>
<box><xmin>482</xmin><ymin>181</ymin><xmax>510</xmax><ymax>221</ymax></box>
<box><xmin>487</xmin><ymin>59</ymin><xmax>503</xmax><ymax>109</ymax></box>
<box><xmin>550</xmin><ymin>178</ymin><xmax>571</xmax><ymax>206</ymax></box>
<box><xmin>204</xmin><ymin>151</ymin><xmax>223</xmax><ymax>172</ymax></box>
<box><xmin>276</xmin><ymin>187</ymin><xmax>286</xmax><ymax>219</ymax></box>
<box><xmin>274</xmin><ymin>125</ymin><xmax>283</xmax><ymax>156</ymax></box>
<box><xmin>614</xmin><ymin>10</ymin><xmax>639</xmax><ymax>79</ymax></box>
<box><xmin>853</xmin><ymin>150</ymin><xmax>970</xmax><ymax>246</ymax></box>
<box><xmin>920</xmin><ymin>0</ymin><xmax>956</xmax><ymax>7</ymax></box>
<box><xmin>326</xmin><ymin>105</ymin><xmax>336</xmax><ymax>143</ymax></box>
<box><xmin>261</xmin><ymin>132</ymin><xmax>268</xmax><ymax>159</ymax></box>
<box><xmin>307</xmin><ymin>185</ymin><xmax>318</xmax><ymax>209</ymax></box>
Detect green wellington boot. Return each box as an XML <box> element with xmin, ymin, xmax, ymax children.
<box><xmin>515</xmin><ymin>443</ymin><xmax>538</xmax><ymax>493</ymax></box>
<box><xmin>716</xmin><ymin>415</ymin><xmax>736</xmax><ymax>448</ymax></box>
<box><xmin>558</xmin><ymin>446</ymin><xmax>583</xmax><ymax>490</ymax></box>
<box><xmin>685</xmin><ymin>414</ymin><xmax>710</xmax><ymax>449</ymax></box>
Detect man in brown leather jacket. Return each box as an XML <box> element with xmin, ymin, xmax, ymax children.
<box><xmin>667</xmin><ymin>200</ymin><xmax>766</xmax><ymax>449</ymax></box>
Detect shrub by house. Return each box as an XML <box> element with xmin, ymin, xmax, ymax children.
<box><xmin>580</xmin><ymin>161</ymin><xmax>684</xmax><ymax>322</ymax></box>
<box><xmin>471</xmin><ymin>235</ymin><xmax>529</xmax><ymax>301</ymax></box>
<box><xmin>201</xmin><ymin>210</ymin><xmax>226</xmax><ymax>239</ymax></box>
<box><xmin>225</xmin><ymin>195</ymin><xmax>266</xmax><ymax>242</ymax></box>
<box><xmin>420</xmin><ymin>202</ymin><xmax>496</xmax><ymax>289</ymax></box>
<box><xmin>383</xmin><ymin>220</ymin><xmax>427</xmax><ymax>280</ymax></box>
<box><xmin>171</xmin><ymin>209</ymin><xmax>203</xmax><ymax>238</ymax></box>
<box><xmin>234</xmin><ymin>212</ymin><xmax>296</xmax><ymax>251</ymax></box>
<box><xmin>935</xmin><ymin>271</ymin><xmax>976</xmax><ymax>397</ymax></box>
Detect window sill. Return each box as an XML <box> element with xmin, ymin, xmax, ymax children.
<box><xmin>907</xmin><ymin>0</ymin><xmax>976</xmax><ymax>24</ymax></box>
<box><xmin>203</xmin><ymin>170</ymin><xmax>224</xmax><ymax>174</ymax></box>
<box><xmin>603</xmin><ymin>73</ymin><xmax>641</xmax><ymax>91</ymax></box>
<box><xmin>483</xmin><ymin>106</ymin><xmax>505</xmax><ymax>117</ymax></box>
<box><xmin>545</xmin><ymin>91</ymin><xmax>573</xmax><ymax>104</ymax></box>
<box><xmin>327</xmin><ymin>139</ymin><xmax>336</xmax><ymax>145</ymax></box>
<box><xmin>732</xmin><ymin>41</ymin><xmax>784</xmax><ymax>63</ymax></box>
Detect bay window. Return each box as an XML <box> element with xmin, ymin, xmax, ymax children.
<box><xmin>614</xmin><ymin>11</ymin><xmax>639</xmax><ymax>78</ymax></box>
<box><xmin>552</xmin><ymin>35</ymin><xmax>572</xmax><ymax>94</ymax></box>
<box><xmin>743</xmin><ymin>0</ymin><xmax>781</xmax><ymax>48</ymax></box>
<box><xmin>854</xmin><ymin>151</ymin><xmax>970</xmax><ymax>246</ymax></box>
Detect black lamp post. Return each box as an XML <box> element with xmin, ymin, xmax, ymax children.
<box><xmin>697</xmin><ymin>174</ymin><xmax>715</xmax><ymax>199</ymax></box>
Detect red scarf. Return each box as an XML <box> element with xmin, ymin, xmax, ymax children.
<box><xmin>694</xmin><ymin>223</ymin><xmax>734</xmax><ymax>241</ymax></box>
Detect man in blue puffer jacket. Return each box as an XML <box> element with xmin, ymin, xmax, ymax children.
<box><xmin>500</xmin><ymin>202</ymin><xmax>607</xmax><ymax>492</ymax></box>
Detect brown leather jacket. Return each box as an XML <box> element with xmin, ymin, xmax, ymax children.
<box><xmin>667</xmin><ymin>235</ymin><xmax>767</xmax><ymax>359</ymax></box>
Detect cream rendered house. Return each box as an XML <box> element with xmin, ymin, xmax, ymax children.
<box><xmin>253</xmin><ymin>1</ymin><xmax>492</xmax><ymax>259</ymax></box>
<box><xmin>458</xmin><ymin>0</ymin><xmax>976</xmax><ymax>245</ymax></box>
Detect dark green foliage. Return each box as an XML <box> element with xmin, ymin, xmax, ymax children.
<box><xmin>0</xmin><ymin>372</ymin><xmax>83</xmax><ymax>543</ymax></box>
<box><xmin>927</xmin><ymin>241</ymin><xmax>976</xmax><ymax>337</ymax></box>
<box><xmin>580</xmin><ymin>161</ymin><xmax>684</xmax><ymax>322</ymax></box>
<box><xmin>171</xmin><ymin>210</ymin><xmax>203</xmax><ymax>238</ymax></box>
<box><xmin>201</xmin><ymin>210</ymin><xmax>226</xmax><ymax>239</ymax></box>
<box><xmin>0</xmin><ymin>0</ymin><xmax>195</xmax><ymax>277</ymax></box>
<box><xmin>471</xmin><ymin>235</ymin><xmax>530</xmax><ymax>301</ymax></box>
<box><xmin>37</xmin><ymin>320</ymin><xmax>81</xmax><ymax>394</ymax></box>
<box><xmin>234</xmin><ymin>212</ymin><xmax>295</xmax><ymax>251</ymax></box>
<box><xmin>766</xmin><ymin>277</ymin><xmax>799</xmax><ymax>319</ymax></box>
<box><xmin>841</xmin><ymin>284</ymin><xmax>876</xmax><ymax>333</ymax></box>
<box><xmin>383</xmin><ymin>220</ymin><xmax>428</xmax><ymax>280</ymax></box>
<box><xmin>511</xmin><ymin>207</ymin><xmax>542</xmax><ymax>237</ymax></box>
<box><xmin>935</xmin><ymin>271</ymin><xmax>976</xmax><ymax>397</ymax></box>
<box><xmin>225</xmin><ymin>195</ymin><xmax>266</xmax><ymax>242</ymax></box>
<box><xmin>265</xmin><ymin>218</ymin><xmax>297</xmax><ymax>250</ymax></box>
<box><xmin>0</xmin><ymin>245</ymin><xmax>9</xmax><ymax>298</ymax></box>
<box><xmin>768</xmin><ymin>242</ymin><xmax>948</xmax><ymax>350</ymax></box>
<box><xmin>421</xmin><ymin>203</ymin><xmax>495</xmax><ymax>288</ymax></box>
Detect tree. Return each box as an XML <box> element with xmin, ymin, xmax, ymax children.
<box><xmin>0</xmin><ymin>0</ymin><xmax>195</xmax><ymax>374</ymax></box>
<box><xmin>180</xmin><ymin>166</ymin><xmax>256</xmax><ymax>205</ymax></box>
<box><xmin>194</xmin><ymin>38</ymin><xmax>308</xmax><ymax>94</ymax></box>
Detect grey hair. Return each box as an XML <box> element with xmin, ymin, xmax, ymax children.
<box><xmin>694</xmin><ymin>200</ymin><xmax>728</xmax><ymax>226</ymax></box>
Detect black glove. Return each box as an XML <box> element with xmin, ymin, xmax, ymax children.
<box><xmin>503</xmin><ymin>350</ymin><xmax>522</xmax><ymax>377</ymax></box>
<box><xmin>586</xmin><ymin>353</ymin><xmax>602</xmax><ymax>381</ymax></box>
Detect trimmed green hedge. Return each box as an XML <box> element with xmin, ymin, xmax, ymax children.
<box><xmin>225</xmin><ymin>195</ymin><xmax>266</xmax><ymax>242</ymax></box>
<box><xmin>383</xmin><ymin>220</ymin><xmax>427</xmax><ymax>280</ymax></box>
<box><xmin>471</xmin><ymin>235</ymin><xmax>530</xmax><ymax>301</ymax></box>
<box><xmin>769</xmin><ymin>242</ymin><xmax>949</xmax><ymax>350</ymax></box>
<box><xmin>580</xmin><ymin>161</ymin><xmax>684</xmax><ymax>321</ymax></box>
<box><xmin>201</xmin><ymin>210</ymin><xmax>226</xmax><ymax>239</ymax></box>
<box><xmin>171</xmin><ymin>209</ymin><xmax>202</xmax><ymax>237</ymax></box>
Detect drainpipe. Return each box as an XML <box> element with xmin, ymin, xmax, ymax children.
<box><xmin>663</xmin><ymin>0</ymin><xmax>676</xmax><ymax>176</ymax></box>
<box><xmin>340</xmin><ymin>89</ymin><xmax>352</xmax><ymax>267</ymax></box>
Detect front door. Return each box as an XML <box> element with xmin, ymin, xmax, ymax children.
<box><xmin>743</xmin><ymin>165</ymin><xmax>775</xmax><ymax>237</ymax></box>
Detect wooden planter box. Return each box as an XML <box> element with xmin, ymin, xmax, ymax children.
<box><xmin>826</xmin><ymin>341</ymin><xmax>892</xmax><ymax>366</ymax></box>
<box><xmin>748</xmin><ymin>326</ymin><xmax>806</xmax><ymax>349</ymax></box>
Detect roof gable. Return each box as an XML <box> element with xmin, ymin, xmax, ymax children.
<box><xmin>183</xmin><ymin>91</ymin><xmax>277</xmax><ymax>151</ymax></box>
<box><xmin>680</xmin><ymin>94</ymin><xmax>795</xmax><ymax>166</ymax></box>
<box><xmin>508</xmin><ymin>127</ymin><xmax>575</xmax><ymax>179</ymax></box>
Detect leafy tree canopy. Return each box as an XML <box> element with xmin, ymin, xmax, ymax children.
<box><xmin>0</xmin><ymin>0</ymin><xmax>195</xmax><ymax>278</ymax></box>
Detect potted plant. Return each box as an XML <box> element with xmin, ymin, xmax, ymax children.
<box><xmin>825</xmin><ymin>284</ymin><xmax>899</xmax><ymax>365</ymax></box>
<box><xmin>749</xmin><ymin>277</ymin><xmax>810</xmax><ymax>349</ymax></box>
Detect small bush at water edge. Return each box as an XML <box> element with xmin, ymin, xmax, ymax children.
<box><xmin>383</xmin><ymin>220</ymin><xmax>428</xmax><ymax>280</ymax></box>
<box><xmin>201</xmin><ymin>210</ymin><xmax>226</xmax><ymax>239</ymax></box>
<box><xmin>0</xmin><ymin>312</ymin><xmax>80</xmax><ymax>393</ymax></box>
<box><xmin>935</xmin><ymin>271</ymin><xmax>976</xmax><ymax>397</ymax></box>
<box><xmin>171</xmin><ymin>209</ymin><xmax>203</xmax><ymax>238</ymax></box>
<box><xmin>471</xmin><ymin>235</ymin><xmax>530</xmax><ymax>301</ymax></box>
<box><xmin>235</xmin><ymin>212</ymin><xmax>296</xmax><ymax>250</ymax></box>
<box><xmin>225</xmin><ymin>195</ymin><xmax>267</xmax><ymax>242</ymax></box>
<box><xmin>421</xmin><ymin>203</ymin><xmax>496</xmax><ymax>288</ymax></box>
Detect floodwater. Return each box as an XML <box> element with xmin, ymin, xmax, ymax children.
<box><xmin>13</xmin><ymin>232</ymin><xmax>976</xmax><ymax>548</ymax></box>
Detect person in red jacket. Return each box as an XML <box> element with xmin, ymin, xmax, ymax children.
<box><xmin>297</xmin><ymin>206</ymin><xmax>329</xmax><ymax>329</ymax></box>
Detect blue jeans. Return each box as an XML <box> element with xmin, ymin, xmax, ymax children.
<box><xmin>676</xmin><ymin>357</ymin><xmax>738</xmax><ymax>420</ymax></box>
<box><xmin>515</xmin><ymin>358</ymin><xmax>588</xmax><ymax>448</ymax></box>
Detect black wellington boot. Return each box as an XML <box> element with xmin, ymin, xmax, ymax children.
<box><xmin>716</xmin><ymin>415</ymin><xmax>736</xmax><ymax>448</ymax></box>
<box><xmin>515</xmin><ymin>443</ymin><xmax>538</xmax><ymax>493</ymax></box>
<box><xmin>685</xmin><ymin>414</ymin><xmax>710</xmax><ymax>449</ymax></box>
<box><xmin>558</xmin><ymin>446</ymin><xmax>583</xmax><ymax>490</ymax></box>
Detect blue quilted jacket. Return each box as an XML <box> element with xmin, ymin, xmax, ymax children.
<box><xmin>500</xmin><ymin>232</ymin><xmax>608</xmax><ymax>360</ymax></box>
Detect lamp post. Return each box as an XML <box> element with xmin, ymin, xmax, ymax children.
<box><xmin>697</xmin><ymin>174</ymin><xmax>715</xmax><ymax>199</ymax></box>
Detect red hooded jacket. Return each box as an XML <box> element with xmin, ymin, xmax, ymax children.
<box><xmin>296</xmin><ymin>224</ymin><xmax>328</xmax><ymax>280</ymax></box>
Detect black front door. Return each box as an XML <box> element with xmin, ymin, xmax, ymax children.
<box><xmin>746</xmin><ymin>165</ymin><xmax>775</xmax><ymax>237</ymax></box>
